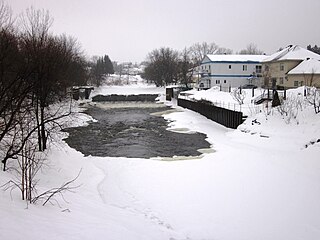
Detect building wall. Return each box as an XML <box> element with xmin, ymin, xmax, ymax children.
<box><xmin>199</xmin><ymin>61</ymin><xmax>262</xmax><ymax>90</ymax></box>
<box><xmin>287</xmin><ymin>74</ymin><xmax>320</xmax><ymax>88</ymax></box>
<box><xmin>262</xmin><ymin>60</ymin><xmax>301</xmax><ymax>88</ymax></box>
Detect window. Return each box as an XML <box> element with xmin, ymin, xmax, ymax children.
<box><xmin>256</xmin><ymin>65</ymin><xmax>262</xmax><ymax>73</ymax></box>
<box><xmin>294</xmin><ymin>81</ymin><xmax>299</xmax><ymax>87</ymax></box>
<box><xmin>280</xmin><ymin>77</ymin><xmax>284</xmax><ymax>84</ymax></box>
<box><xmin>224</xmin><ymin>80</ymin><xmax>227</xmax><ymax>84</ymax></box>
<box><xmin>216</xmin><ymin>80</ymin><xmax>220</xmax><ymax>84</ymax></box>
<box><xmin>280</xmin><ymin>64</ymin><xmax>284</xmax><ymax>71</ymax></box>
<box><xmin>229</xmin><ymin>65</ymin><xmax>232</xmax><ymax>69</ymax></box>
<box><xmin>209</xmin><ymin>65</ymin><xmax>211</xmax><ymax>70</ymax></box>
<box><xmin>243</xmin><ymin>65</ymin><xmax>247</xmax><ymax>71</ymax></box>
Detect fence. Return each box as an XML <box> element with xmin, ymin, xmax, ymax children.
<box><xmin>178</xmin><ymin>98</ymin><xmax>245</xmax><ymax>129</ymax></box>
<box><xmin>179</xmin><ymin>93</ymin><xmax>265</xmax><ymax>117</ymax></box>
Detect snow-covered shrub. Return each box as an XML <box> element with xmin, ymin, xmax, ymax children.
<box><xmin>277</xmin><ymin>94</ymin><xmax>304</xmax><ymax>124</ymax></box>
<box><xmin>230</xmin><ymin>88</ymin><xmax>246</xmax><ymax>105</ymax></box>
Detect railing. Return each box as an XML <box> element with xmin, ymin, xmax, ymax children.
<box><xmin>252</xmin><ymin>90</ymin><xmax>286</xmax><ymax>104</ymax></box>
<box><xmin>253</xmin><ymin>92</ymin><xmax>273</xmax><ymax>104</ymax></box>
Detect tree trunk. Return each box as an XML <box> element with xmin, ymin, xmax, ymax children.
<box><xmin>40</xmin><ymin>106</ymin><xmax>46</xmax><ymax>150</ymax></box>
<box><xmin>21</xmin><ymin>149</ymin><xmax>25</xmax><ymax>201</ymax></box>
<box><xmin>35</xmin><ymin>100</ymin><xmax>42</xmax><ymax>151</ymax></box>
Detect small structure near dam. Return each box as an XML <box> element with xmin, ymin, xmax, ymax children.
<box><xmin>72</xmin><ymin>86</ymin><xmax>94</xmax><ymax>100</ymax></box>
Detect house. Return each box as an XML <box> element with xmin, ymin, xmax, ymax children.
<box><xmin>287</xmin><ymin>58</ymin><xmax>320</xmax><ymax>88</ymax></box>
<box><xmin>197</xmin><ymin>54</ymin><xmax>267</xmax><ymax>90</ymax></box>
<box><xmin>262</xmin><ymin>45</ymin><xmax>320</xmax><ymax>89</ymax></box>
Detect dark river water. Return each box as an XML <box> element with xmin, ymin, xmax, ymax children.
<box><xmin>63</xmin><ymin>102</ymin><xmax>211</xmax><ymax>159</ymax></box>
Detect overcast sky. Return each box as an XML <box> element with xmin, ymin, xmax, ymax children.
<box><xmin>8</xmin><ymin>0</ymin><xmax>320</xmax><ymax>63</ymax></box>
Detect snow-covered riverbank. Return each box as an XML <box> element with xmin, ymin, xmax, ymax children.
<box><xmin>1</xmin><ymin>83</ymin><xmax>320</xmax><ymax>240</ymax></box>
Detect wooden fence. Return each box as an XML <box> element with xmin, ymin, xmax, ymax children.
<box><xmin>178</xmin><ymin>98</ymin><xmax>245</xmax><ymax>129</ymax></box>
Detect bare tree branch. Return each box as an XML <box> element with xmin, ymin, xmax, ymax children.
<box><xmin>32</xmin><ymin>168</ymin><xmax>82</xmax><ymax>206</ymax></box>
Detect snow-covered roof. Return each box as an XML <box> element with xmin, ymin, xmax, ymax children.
<box><xmin>203</xmin><ymin>54</ymin><xmax>267</xmax><ymax>63</ymax></box>
<box><xmin>262</xmin><ymin>45</ymin><xmax>320</xmax><ymax>62</ymax></box>
<box><xmin>288</xmin><ymin>58</ymin><xmax>320</xmax><ymax>75</ymax></box>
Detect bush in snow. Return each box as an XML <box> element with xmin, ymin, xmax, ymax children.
<box><xmin>230</xmin><ymin>88</ymin><xmax>246</xmax><ymax>105</ymax></box>
<box><xmin>276</xmin><ymin>93</ymin><xmax>304</xmax><ymax>124</ymax></box>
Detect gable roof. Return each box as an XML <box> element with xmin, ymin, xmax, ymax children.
<box><xmin>262</xmin><ymin>45</ymin><xmax>320</xmax><ymax>62</ymax></box>
<box><xmin>203</xmin><ymin>54</ymin><xmax>267</xmax><ymax>64</ymax></box>
<box><xmin>288</xmin><ymin>58</ymin><xmax>320</xmax><ymax>75</ymax></box>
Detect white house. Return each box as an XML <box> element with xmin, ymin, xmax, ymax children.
<box><xmin>198</xmin><ymin>54</ymin><xmax>267</xmax><ymax>90</ymax></box>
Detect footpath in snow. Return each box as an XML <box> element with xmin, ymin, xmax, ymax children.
<box><xmin>0</xmin><ymin>81</ymin><xmax>320</xmax><ymax>240</ymax></box>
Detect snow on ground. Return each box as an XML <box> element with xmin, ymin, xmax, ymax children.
<box><xmin>180</xmin><ymin>86</ymin><xmax>308</xmax><ymax>117</ymax></box>
<box><xmin>179</xmin><ymin>86</ymin><xmax>267</xmax><ymax>116</ymax></box>
<box><xmin>92</xmin><ymin>75</ymin><xmax>165</xmax><ymax>97</ymax></box>
<box><xmin>1</xmin><ymin>83</ymin><xmax>320</xmax><ymax>240</ymax></box>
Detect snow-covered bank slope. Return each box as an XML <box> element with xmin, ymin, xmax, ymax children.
<box><xmin>0</xmin><ymin>84</ymin><xmax>320</xmax><ymax>240</ymax></box>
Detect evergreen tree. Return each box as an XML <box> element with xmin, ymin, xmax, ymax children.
<box><xmin>307</xmin><ymin>45</ymin><xmax>320</xmax><ymax>55</ymax></box>
<box><xmin>91</xmin><ymin>54</ymin><xmax>114</xmax><ymax>86</ymax></box>
<box><xmin>104</xmin><ymin>55</ymin><xmax>114</xmax><ymax>74</ymax></box>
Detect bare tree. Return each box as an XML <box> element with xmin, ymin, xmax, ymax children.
<box><xmin>0</xmin><ymin>4</ymin><xmax>88</xmax><ymax>205</ymax></box>
<box><xmin>0</xmin><ymin>101</ymin><xmax>44</xmax><ymax>200</ymax></box>
<box><xmin>306</xmin><ymin>87</ymin><xmax>320</xmax><ymax>114</ymax></box>
<box><xmin>19</xmin><ymin>8</ymin><xmax>87</xmax><ymax>151</ymax></box>
<box><xmin>1</xmin><ymin>6</ymin><xmax>87</xmax><ymax>172</ymax></box>
<box><xmin>177</xmin><ymin>48</ymin><xmax>193</xmax><ymax>88</ymax></box>
<box><xmin>144</xmin><ymin>47</ymin><xmax>179</xmax><ymax>86</ymax></box>
<box><xmin>215</xmin><ymin>47</ymin><xmax>233</xmax><ymax>55</ymax></box>
<box><xmin>31</xmin><ymin>169</ymin><xmax>82</xmax><ymax>206</ymax></box>
<box><xmin>0</xmin><ymin>1</ymin><xmax>14</xmax><ymax>30</ymax></box>
<box><xmin>189</xmin><ymin>42</ymin><xmax>219</xmax><ymax>65</ymax></box>
<box><xmin>239</xmin><ymin>43</ymin><xmax>264</xmax><ymax>55</ymax></box>
<box><xmin>18</xmin><ymin>8</ymin><xmax>54</xmax><ymax>151</ymax></box>
<box><xmin>277</xmin><ymin>94</ymin><xmax>304</xmax><ymax>124</ymax></box>
<box><xmin>0</xmin><ymin>2</ymin><xmax>35</xmax><ymax>170</ymax></box>
<box><xmin>303</xmin><ymin>69</ymin><xmax>315</xmax><ymax>87</ymax></box>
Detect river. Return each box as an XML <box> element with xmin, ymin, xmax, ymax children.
<box><xmin>63</xmin><ymin>102</ymin><xmax>211</xmax><ymax>159</ymax></box>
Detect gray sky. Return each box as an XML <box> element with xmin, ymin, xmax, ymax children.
<box><xmin>8</xmin><ymin>0</ymin><xmax>320</xmax><ymax>63</ymax></box>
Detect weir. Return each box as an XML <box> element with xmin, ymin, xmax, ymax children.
<box><xmin>92</xmin><ymin>94</ymin><xmax>159</xmax><ymax>102</ymax></box>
